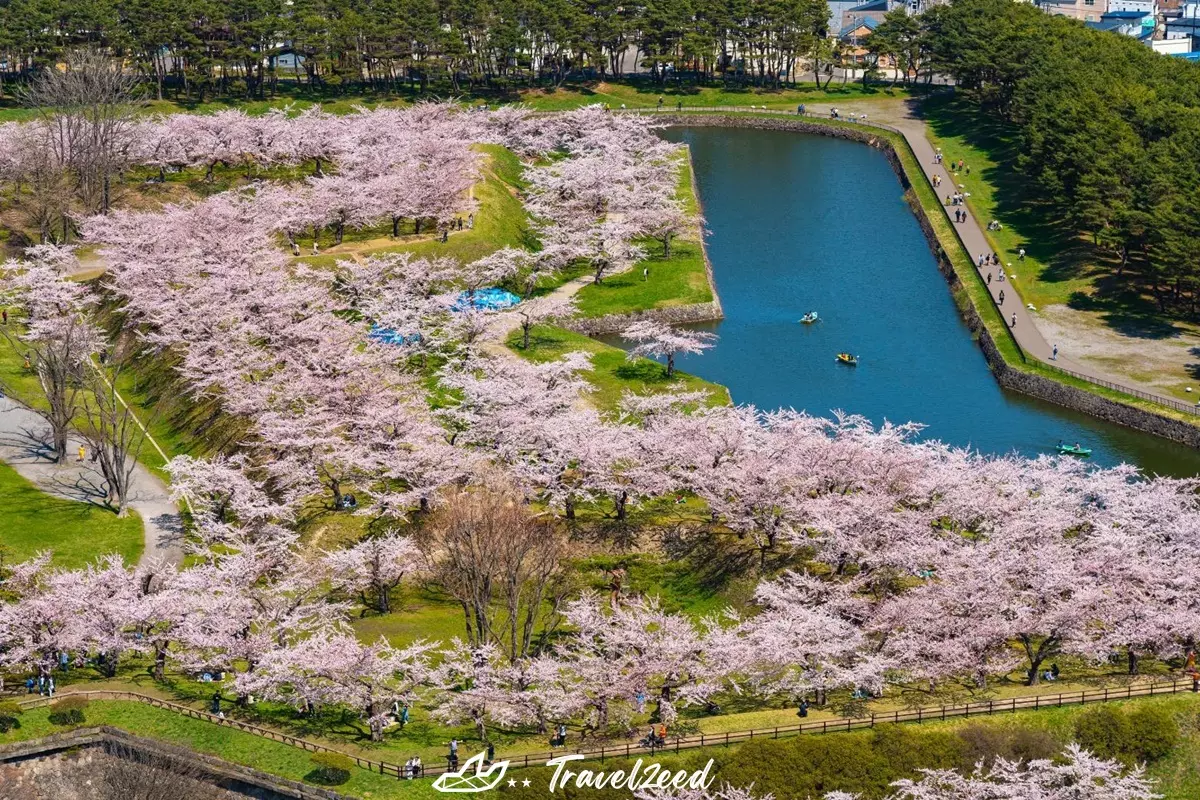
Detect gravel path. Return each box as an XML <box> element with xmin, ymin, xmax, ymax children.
<box><xmin>0</xmin><ymin>393</ymin><xmax>184</xmax><ymax>566</ymax></box>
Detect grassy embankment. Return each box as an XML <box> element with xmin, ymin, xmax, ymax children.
<box><xmin>920</xmin><ymin>96</ymin><xmax>1200</xmax><ymax>404</ymax></box>
<box><xmin>5</xmin><ymin>692</ymin><xmax>1200</xmax><ymax>800</ymax></box>
<box><xmin>0</xmin><ymin>459</ymin><xmax>143</xmax><ymax>567</ymax></box>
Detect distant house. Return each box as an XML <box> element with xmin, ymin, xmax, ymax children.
<box><xmin>1085</xmin><ymin>9</ymin><xmax>1157</xmax><ymax>36</ymax></box>
<box><xmin>1107</xmin><ymin>0</ymin><xmax>1156</xmax><ymax>13</ymax></box>
<box><xmin>1037</xmin><ymin>0</ymin><xmax>1108</xmax><ymax>22</ymax></box>
<box><xmin>837</xmin><ymin>17</ymin><xmax>895</xmax><ymax>65</ymax></box>
<box><xmin>1151</xmin><ymin>35</ymin><xmax>1193</xmax><ymax>51</ymax></box>
<box><xmin>1166</xmin><ymin>15</ymin><xmax>1200</xmax><ymax>35</ymax></box>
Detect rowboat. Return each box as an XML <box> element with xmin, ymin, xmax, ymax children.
<box><xmin>836</xmin><ymin>353</ymin><xmax>858</xmax><ymax>366</ymax></box>
<box><xmin>1056</xmin><ymin>443</ymin><xmax>1092</xmax><ymax>457</ymax></box>
<box><xmin>800</xmin><ymin>312</ymin><xmax>819</xmax><ymax>324</ymax></box>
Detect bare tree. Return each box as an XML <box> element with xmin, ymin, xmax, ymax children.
<box><xmin>9</xmin><ymin>123</ymin><xmax>76</xmax><ymax>243</ymax></box>
<box><xmin>80</xmin><ymin>342</ymin><xmax>154</xmax><ymax>516</ymax></box>
<box><xmin>423</xmin><ymin>477</ymin><xmax>573</xmax><ymax>661</ymax></box>
<box><xmin>0</xmin><ymin>250</ymin><xmax>104</xmax><ymax>462</ymax></box>
<box><xmin>20</xmin><ymin>50</ymin><xmax>141</xmax><ymax>224</ymax></box>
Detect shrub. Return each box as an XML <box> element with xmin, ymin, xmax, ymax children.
<box><xmin>47</xmin><ymin>696</ymin><xmax>88</xmax><ymax>726</ymax></box>
<box><xmin>0</xmin><ymin>701</ymin><xmax>22</xmax><ymax>733</ymax></box>
<box><xmin>716</xmin><ymin>725</ymin><xmax>962</xmax><ymax>800</ymax></box>
<box><xmin>1074</xmin><ymin>705</ymin><xmax>1130</xmax><ymax>762</ymax></box>
<box><xmin>309</xmin><ymin>752</ymin><xmax>354</xmax><ymax>786</ymax></box>
<box><xmin>1075</xmin><ymin>704</ymin><xmax>1180</xmax><ymax>766</ymax></box>
<box><xmin>1126</xmin><ymin>706</ymin><xmax>1180</xmax><ymax>763</ymax></box>
<box><xmin>957</xmin><ymin>723</ymin><xmax>1060</xmax><ymax>769</ymax></box>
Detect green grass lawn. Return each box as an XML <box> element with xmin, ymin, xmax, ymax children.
<box><xmin>507</xmin><ymin>324</ymin><xmax>729</xmax><ymax>412</ymax></box>
<box><xmin>920</xmin><ymin>96</ymin><xmax>1109</xmax><ymax>313</ymax></box>
<box><xmin>0</xmin><ymin>459</ymin><xmax>143</xmax><ymax>567</ymax></box>
<box><xmin>519</xmin><ymin>81</ymin><xmax>918</xmax><ymax>111</ymax></box>
<box><xmin>574</xmin><ymin>153</ymin><xmax>714</xmax><ymax>318</ymax></box>
<box><xmin>574</xmin><ymin>240</ymin><xmax>713</xmax><ymax>318</ymax></box>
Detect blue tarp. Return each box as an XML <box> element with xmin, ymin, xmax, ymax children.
<box><xmin>452</xmin><ymin>287</ymin><xmax>522</xmax><ymax>312</ymax></box>
<box><xmin>369</xmin><ymin>325</ymin><xmax>421</xmax><ymax>346</ymax></box>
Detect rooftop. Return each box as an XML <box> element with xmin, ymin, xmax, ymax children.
<box><xmin>846</xmin><ymin>0</ymin><xmax>889</xmax><ymax>10</ymax></box>
<box><xmin>838</xmin><ymin>16</ymin><xmax>881</xmax><ymax>37</ymax></box>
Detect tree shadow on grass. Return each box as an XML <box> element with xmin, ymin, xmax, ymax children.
<box><xmin>1066</xmin><ymin>286</ymin><xmax>1184</xmax><ymax>341</ymax></box>
<box><xmin>613</xmin><ymin>360</ymin><xmax>677</xmax><ymax>384</ymax></box>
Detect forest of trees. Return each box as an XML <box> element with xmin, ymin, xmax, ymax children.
<box><xmin>926</xmin><ymin>0</ymin><xmax>1200</xmax><ymax>316</ymax></box>
<box><xmin>0</xmin><ymin>0</ymin><xmax>844</xmax><ymax>97</ymax></box>
<box><xmin>4</xmin><ymin>0</ymin><xmax>1200</xmax><ymax>310</ymax></box>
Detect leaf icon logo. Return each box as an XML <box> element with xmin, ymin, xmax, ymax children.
<box><xmin>433</xmin><ymin>751</ymin><xmax>511</xmax><ymax>793</ymax></box>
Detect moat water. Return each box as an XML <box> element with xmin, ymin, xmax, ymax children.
<box><xmin>607</xmin><ymin>126</ymin><xmax>1200</xmax><ymax>477</ymax></box>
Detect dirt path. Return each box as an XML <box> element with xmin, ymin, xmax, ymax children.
<box><xmin>0</xmin><ymin>394</ymin><xmax>184</xmax><ymax>566</ymax></box>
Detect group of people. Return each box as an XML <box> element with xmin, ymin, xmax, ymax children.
<box><xmin>978</xmin><ymin>251</ymin><xmax>1003</xmax><ymax>271</ymax></box>
<box><xmin>404</xmin><ymin>755</ymin><xmax>424</xmax><ymax>778</ymax></box>
<box><xmin>24</xmin><ymin>674</ymin><xmax>55</xmax><ymax>696</ymax></box>
<box><xmin>827</xmin><ymin>108</ymin><xmax>867</xmax><ymax>123</ymax></box>
<box><xmin>640</xmin><ymin>723</ymin><xmax>669</xmax><ymax>749</ymax></box>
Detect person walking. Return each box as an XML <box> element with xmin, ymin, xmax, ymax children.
<box><xmin>1019</xmin><ymin>248</ymin><xmax>1025</xmax><ymax>261</ymax></box>
<box><xmin>2</xmin><ymin>309</ymin><xmax>7</xmax><ymax>324</ymax></box>
<box><xmin>978</xmin><ymin>254</ymin><xmax>984</xmax><ymax>268</ymax></box>
<box><xmin>1011</xmin><ymin>312</ymin><xmax>1017</xmax><ymax>328</ymax></box>
<box><xmin>1052</xmin><ymin>344</ymin><xmax>1058</xmax><ymax>361</ymax></box>
<box><xmin>77</xmin><ymin>444</ymin><xmax>86</xmax><ymax>462</ymax></box>
<box><xmin>998</xmin><ymin>267</ymin><xmax>1005</xmax><ymax>282</ymax></box>
<box><xmin>312</xmin><ymin>241</ymin><xmax>319</xmax><ymax>255</ymax></box>
<box><xmin>643</xmin><ymin>266</ymin><xmax>649</xmax><ymax>281</ymax></box>
<box><xmin>987</xmin><ymin>272</ymin><xmax>992</xmax><ymax>284</ymax></box>
<box><xmin>998</xmin><ymin>290</ymin><xmax>1005</xmax><ymax>305</ymax></box>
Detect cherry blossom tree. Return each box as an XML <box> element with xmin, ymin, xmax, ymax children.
<box><xmin>623</xmin><ymin>320</ymin><xmax>717</xmax><ymax>377</ymax></box>
<box><xmin>0</xmin><ymin>245</ymin><xmax>103</xmax><ymax>462</ymax></box>
<box><xmin>237</xmin><ymin>632</ymin><xmax>434</xmax><ymax>742</ymax></box>
<box><xmin>324</xmin><ymin>531</ymin><xmax>421</xmax><ymax>614</ymax></box>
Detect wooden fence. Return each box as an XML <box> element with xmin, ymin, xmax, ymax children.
<box><xmin>17</xmin><ymin>678</ymin><xmax>1198</xmax><ymax>778</ymax></box>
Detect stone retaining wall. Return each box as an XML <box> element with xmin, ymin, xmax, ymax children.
<box><xmin>567</xmin><ymin>299</ymin><xmax>724</xmax><ymax>336</ymax></box>
<box><xmin>0</xmin><ymin>727</ymin><xmax>350</xmax><ymax>800</ymax></box>
<box><xmin>655</xmin><ymin>113</ymin><xmax>1200</xmax><ymax>448</ymax></box>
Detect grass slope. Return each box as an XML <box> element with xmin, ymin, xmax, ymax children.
<box><xmin>507</xmin><ymin>324</ymin><xmax>729</xmax><ymax>411</ymax></box>
<box><xmin>0</xmin><ymin>459</ymin><xmax>143</xmax><ymax>567</ymax></box>
<box><xmin>4</xmin><ymin>693</ymin><xmax>1198</xmax><ymax>799</ymax></box>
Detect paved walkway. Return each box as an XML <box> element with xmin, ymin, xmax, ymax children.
<box><xmin>883</xmin><ymin>106</ymin><xmax>1200</xmax><ymax>411</ymax></box>
<box><xmin>0</xmin><ymin>394</ymin><xmax>184</xmax><ymax>566</ymax></box>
